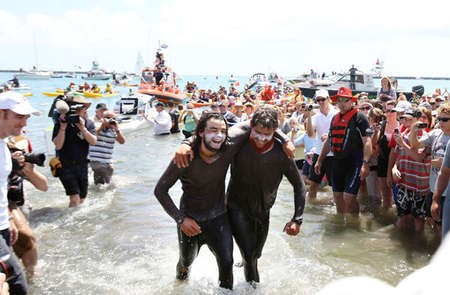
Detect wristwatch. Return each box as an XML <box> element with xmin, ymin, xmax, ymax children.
<box><xmin>176</xmin><ymin>215</ymin><xmax>185</xmax><ymax>225</ymax></box>
<box><xmin>362</xmin><ymin>159</ymin><xmax>370</xmax><ymax>165</ymax></box>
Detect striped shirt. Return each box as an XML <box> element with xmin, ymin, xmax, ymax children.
<box><xmin>88</xmin><ymin>128</ymin><xmax>116</xmax><ymax>164</ymax></box>
<box><xmin>394</xmin><ymin>131</ymin><xmax>431</xmax><ymax>195</ymax></box>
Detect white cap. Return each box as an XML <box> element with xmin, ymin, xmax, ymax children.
<box><xmin>315</xmin><ymin>89</ymin><xmax>329</xmax><ymax>99</ymax></box>
<box><xmin>0</xmin><ymin>91</ymin><xmax>40</xmax><ymax>115</ymax></box>
<box><xmin>392</xmin><ymin>100</ymin><xmax>411</xmax><ymax>113</ymax></box>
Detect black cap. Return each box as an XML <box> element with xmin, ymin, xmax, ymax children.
<box><xmin>96</xmin><ymin>103</ymin><xmax>107</xmax><ymax>110</ymax></box>
<box><xmin>155</xmin><ymin>101</ymin><xmax>165</xmax><ymax>107</ymax></box>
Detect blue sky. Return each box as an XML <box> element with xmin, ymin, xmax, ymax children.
<box><xmin>1</xmin><ymin>0</ymin><xmax>450</xmax><ymax>77</ymax></box>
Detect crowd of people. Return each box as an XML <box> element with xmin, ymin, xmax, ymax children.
<box><xmin>149</xmin><ymin>76</ymin><xmax>450</xmax><ymax>290</ymax></box>
<box><xmin>0</xmin><ymin>73</ymin><xmax>449</xmax><ymax>293</ymax></box>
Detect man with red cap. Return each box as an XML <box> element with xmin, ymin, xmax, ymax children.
<box><xmin>314</xmin><ymin>87</ymin><xmax>372</xmax><ymax>216</ymax></box>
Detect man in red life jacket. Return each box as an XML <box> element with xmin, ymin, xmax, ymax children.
<box><xmin>260</xmin><ymin>84</ymin><xmax>274</xmax><ymax>102</ymax></box>
<box><xmin>314</xmin><ymin>87</ymin><xmax>371</xmax><ymax>215</ymax></box>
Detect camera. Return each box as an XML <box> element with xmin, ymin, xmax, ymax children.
<box><xmin>394</xmin><ymin>128</ymin><xmax>399</xmax><ymax>134</ymax></box>
<box><xmin>64</xmin><ymin>104</ymin><xmax>84</xmax><ymax>124</ymax></box>
<box><xmin>24</xmin><ymin>152</ymin><xmax>46</xmax><ymax>166</ymax></box>
<box><xmin>306</xmin><ymin>104</ymin><xmax>319</xmax><ymax>111</ymax></box>
<box><xmin>107</xmin><ymin>118</ymin><xmax>117</xmax><ymax>125</ymax></box>
<box><xmin>417</xmin><ymin>122</ymin><xmax>428</xmax><ymax>129</ymax></box>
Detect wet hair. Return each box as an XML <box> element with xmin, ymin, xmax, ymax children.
<box><xmin>193</xmin><ymin>112</ymin><xmax>228</xmax><ymax>153</ymax></box>
<box><xmin>250</xmin><ymin>106</ymin><xmax>279</xmax><ymax>129</ymax></box>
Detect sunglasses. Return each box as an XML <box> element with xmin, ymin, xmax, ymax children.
<box><xmin>316</xmin><ymin>98</ymin><xmax>326</xmax><ymax>102</ymax></box>
<box><xmin>359</xmin><ymin>107</ymin><xmax>371</xmax><ymax>111</ymax></box>
<box><xmin>336</xmin><ymin>97</ymin><xmax>350</xmax><ymax>103</ymax></box>
<box><xmin>437</xmin><ymin>117</ymin><xmax>450</xmax><ymax>122</ymax></box>
<box><xmin>387</xmin><ymin>109</ymin><xmax>397</xmax><ymax>113</ymax></box>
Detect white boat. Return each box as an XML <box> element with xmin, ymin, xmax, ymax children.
<box><xmin>113</xmin><ymin>92</ymin><xmax>153</xmax><ymax>134</ymax></box>
<box><xmin>15</xmin><ymin>68</ymin><xmax>52</xmax><ymax>80</ymax></box>
<box><xmin>82</xmin><ymin>61</ymin><xmax>111</xmax><ymax>80</ymax></box>
<box><xmin>371</xmin><ymin>58</ymin><xmax>384</xmax><ymax>78</ymax></box>
<box><xmin>292</xmin><ymin>67</ymin><xmax>419</xmax><ymax>100</ymax></box>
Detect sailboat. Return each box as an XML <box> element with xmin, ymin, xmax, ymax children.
<box><xmin>371</xmin><ymin>58</ymin><xmax>384</xmax><ymax>78</ymax></box>
<box><xmin>15</xmin><ymin>31</ymin><xmax>52</xmax><ymax>80</ymax></box>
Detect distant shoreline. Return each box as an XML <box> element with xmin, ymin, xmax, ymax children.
<box><xmin>1</xmin><ymin>69</ymin><xmax>450</xmax><ymax>81</ymax></box>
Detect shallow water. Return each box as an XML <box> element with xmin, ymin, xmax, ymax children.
<box><xmin>0</xmin><ymin>73</ymin><xmax>443</xmax><ymax>294</ymax></box>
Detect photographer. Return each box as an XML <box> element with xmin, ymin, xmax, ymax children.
<box><xmin>52</xmin><ymin>95</ymin><xmax>97</xmax><ymax>207</ymax></box>
<box><xmin>88</xmin><ymin>110</ymin><xmax>125</xmax><ymax>185</ymax></box>
<box><xmin>7</xmin><ymin>134</ymin><xmax>48</xmax><ymax>277</ymax></box>
<box><xmin>0</xmin><ymin>91</ymin><xmax>41</xmax><ymax>294</ymax></box>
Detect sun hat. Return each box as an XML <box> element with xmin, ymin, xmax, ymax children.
<box><xmin>331</xmin><ymin>87</ymin><xmax>356</xmax><ymax>102</ymax></box>
<box><xmin>0</xmin><ymin>91</ymin><xmax>40</xmax><ymax>115</ymax></box>
<box><xmin>234</xmin><ymin>101</ymin><xmax>244</xmax><ymax>107</ymax></box>
<box><xmin>67</xmin><ymin>94</ymin><xmax>92</xmax><ymax>109</ymax></box>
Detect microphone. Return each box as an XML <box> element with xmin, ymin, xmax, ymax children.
<box><xmin>55</xmin><ymin>100</ymin><xmax>69</xmax><ymax>115</ymax></box>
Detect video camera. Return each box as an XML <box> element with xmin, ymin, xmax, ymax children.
<box><xmin>305</xmin><ymin>104</ymin><xmax>319</xmax><ymax>111</ymax></box>
<box><xmin>48</xmin><ymin>94</ymin><xmax>84</xmax><ymax>124</ymax></box>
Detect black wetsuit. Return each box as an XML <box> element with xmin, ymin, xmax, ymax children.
<box><xmin>154</xmin><ymin>146</ymin><xmax>237</xmax><ymax>289</ymax></box>
<box><xmin>227</xmin><ymin>140</ymin><xmax>306</xmax><ymax>283</ymax></box>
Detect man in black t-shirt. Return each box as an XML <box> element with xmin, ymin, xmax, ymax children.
<box><xmin>52</xmin><ymin>96</ymin><xmax>97</xmax><ymax>207</ymax></box>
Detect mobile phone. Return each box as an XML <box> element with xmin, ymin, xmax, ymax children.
<box><xmin>394</xmin><ymin>128</ymin><xmax>399</xmax><ymax>134</ymax></box>
<box><xmin>417</xmin><ymin>123</ymin><xmax>428</xmax><ymax>129</ymax></box>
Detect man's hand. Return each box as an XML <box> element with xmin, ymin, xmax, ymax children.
<box><xmin>180</xmin><ymin>217</ymin><xmax>202</xmax><ymax>237</ymax></box>
<box><xmin>11</xmin><ymin>151</ymin><xmax>25</xmax><ymax>168</ymax></box>
<box><xmin>9</xmin><ymin>220</ymin><xmax>18</xmax><ymax>245</ymax></box>
<box><xmin>173</xmin><ymin>144</ymin><xmax>194</xmax><ymax>168</ymax></box>
<box><xmin>314</xmin><ymin>160</ymin><xmax>322</xmax><ymax>175</ymax></box>
<box><xmin>360</xmin><ymin>163</ymin><xmax>370</xmax><ymax>180</ymax></box>
<box><xmin>431</xmin><ymin>198</ymin><xmax>441</xmax><ymax>222</ymax></box>
<box><xmin>283</xmin><ymin>221</ymin><xmax>300</xmax><ymax>236</ymax></box>
<box><xmin>282</xmin><ymin>141</ymin><xmax>295</xmax><ymax>160</ymax></box>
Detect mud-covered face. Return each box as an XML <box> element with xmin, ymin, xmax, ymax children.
<box><xmin>200</xmin><ymin>118</ymin><xmax>227</xmax><ymax>152</ymax></box>
<box><xmin>250</xmin><ymin>124</ymin><xmax>275</xmax><ymax>148</ymax></box>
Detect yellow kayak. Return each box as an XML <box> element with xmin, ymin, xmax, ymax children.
<box><xmin>83</xmin><ymin>91</ymin><xmax>119</xmax><ymax>98</ymax></box>
<box><xmin>23</xmin><ymin>92</ymin><xmax>33</xmax><ymax>97</ymax></box>
<box><xmin>42</xmin><ymin>91</ymin><xmax>63</xmax><ymax>97</ymax></box>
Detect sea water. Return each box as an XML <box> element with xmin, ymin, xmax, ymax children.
<box><xmin>0</xmin><ymin>72</ymin><xmax>447</xmax><ymax>294</ymax></box>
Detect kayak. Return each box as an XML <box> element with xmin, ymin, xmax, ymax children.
<box><xmin>42</xmin><ymin>91</ymin><xmax>63</xmax><ymax>97</ymax></box>
<box><xmin>83</xmin><ymin>91</ymin><xmax>119</xmax><ymax>98</ymax></box>
<box><xmin>191</xmin><ymin>101</ymin><xmax>211</xmax><ymax>108</ymax></box>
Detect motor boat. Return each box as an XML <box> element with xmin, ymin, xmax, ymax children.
<box><xmin>112</xmin><ymin>91</ymin><xmax>153</xmax><ymax>134</ymax></box>
<box><xmin>82</xmin><ymin>61</ymin><xmax>112</xmax><ymax>80</ymax></box>
<box><xmin>15</xmin><ymin>68</ymin><xmax>52</xmax><ymax>80</ymax></box>
<box><xmin>290</xmin><ymin>68</ymin><xmax>422</xmax><ymax>100</ymax></box>
<box><xmin>137</xmin><ymin>67</ymin><xmax>186</xmax><ymax>104</ymax></box>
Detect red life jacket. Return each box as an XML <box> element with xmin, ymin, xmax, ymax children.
<box><xmin>330</xmin><ymin>108</ymin><xmax>358</xmax><ymax>153</ymax></box>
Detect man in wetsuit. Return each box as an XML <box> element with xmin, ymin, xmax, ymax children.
<box><xmin>174</xmin><ymin>107</ymin><xmax>305</xmax><ymax>286</ymax></box>
<box><xmin>226</xmin><ymin>107</ymin><xmax>305</xmax><ymax>284</ymax></box>
<box><xmin>154</xmin><ymin>112</ymin><xmax>236</xmax><ymax>289</ymax></box>
<box><xmin>315</xmin><ymin>87</ymin><xmax>371</xmax><ymax>215</ymax></box>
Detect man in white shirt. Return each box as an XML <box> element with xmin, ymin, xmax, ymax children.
<box><xmin>0</xmin><ymin>91</ymin><xmax>40</xmax><ymax>294</ymax></box>
<box><xmin>304</xmin><ymin>89</ymin><xmax>337</xmax><ymax>201</ymax></box>
<box><xmin>149</xmin><ymin>101</ymin><xmax>172</xmax><ymax>135</ymax></box>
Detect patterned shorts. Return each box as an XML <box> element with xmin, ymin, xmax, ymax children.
<box><xmin>394</xmin><ymin>186</ymin><xmax>427</xmax><ymax>218</ymax></box>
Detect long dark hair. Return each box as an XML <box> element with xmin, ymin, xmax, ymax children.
<box><xmin>193</xmin><ymin>112</ymin><xmax>229</xmax><ymax>153</ymax></box>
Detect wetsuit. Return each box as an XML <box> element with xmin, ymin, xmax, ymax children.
<box><xmin>226</xmin><ymin>140</ymin><xmax>306</xmax><ymax>283</ymax></box>
<box><xmin>154</xmin><ymin>144</ymin><xmax>238</xmax><ymax>289</ymax></box>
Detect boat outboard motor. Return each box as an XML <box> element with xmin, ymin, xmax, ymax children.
<box><xmin>412</xmin><ymin>85</ymin><xmax>424</xmax><ymax>98</ymax></box>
